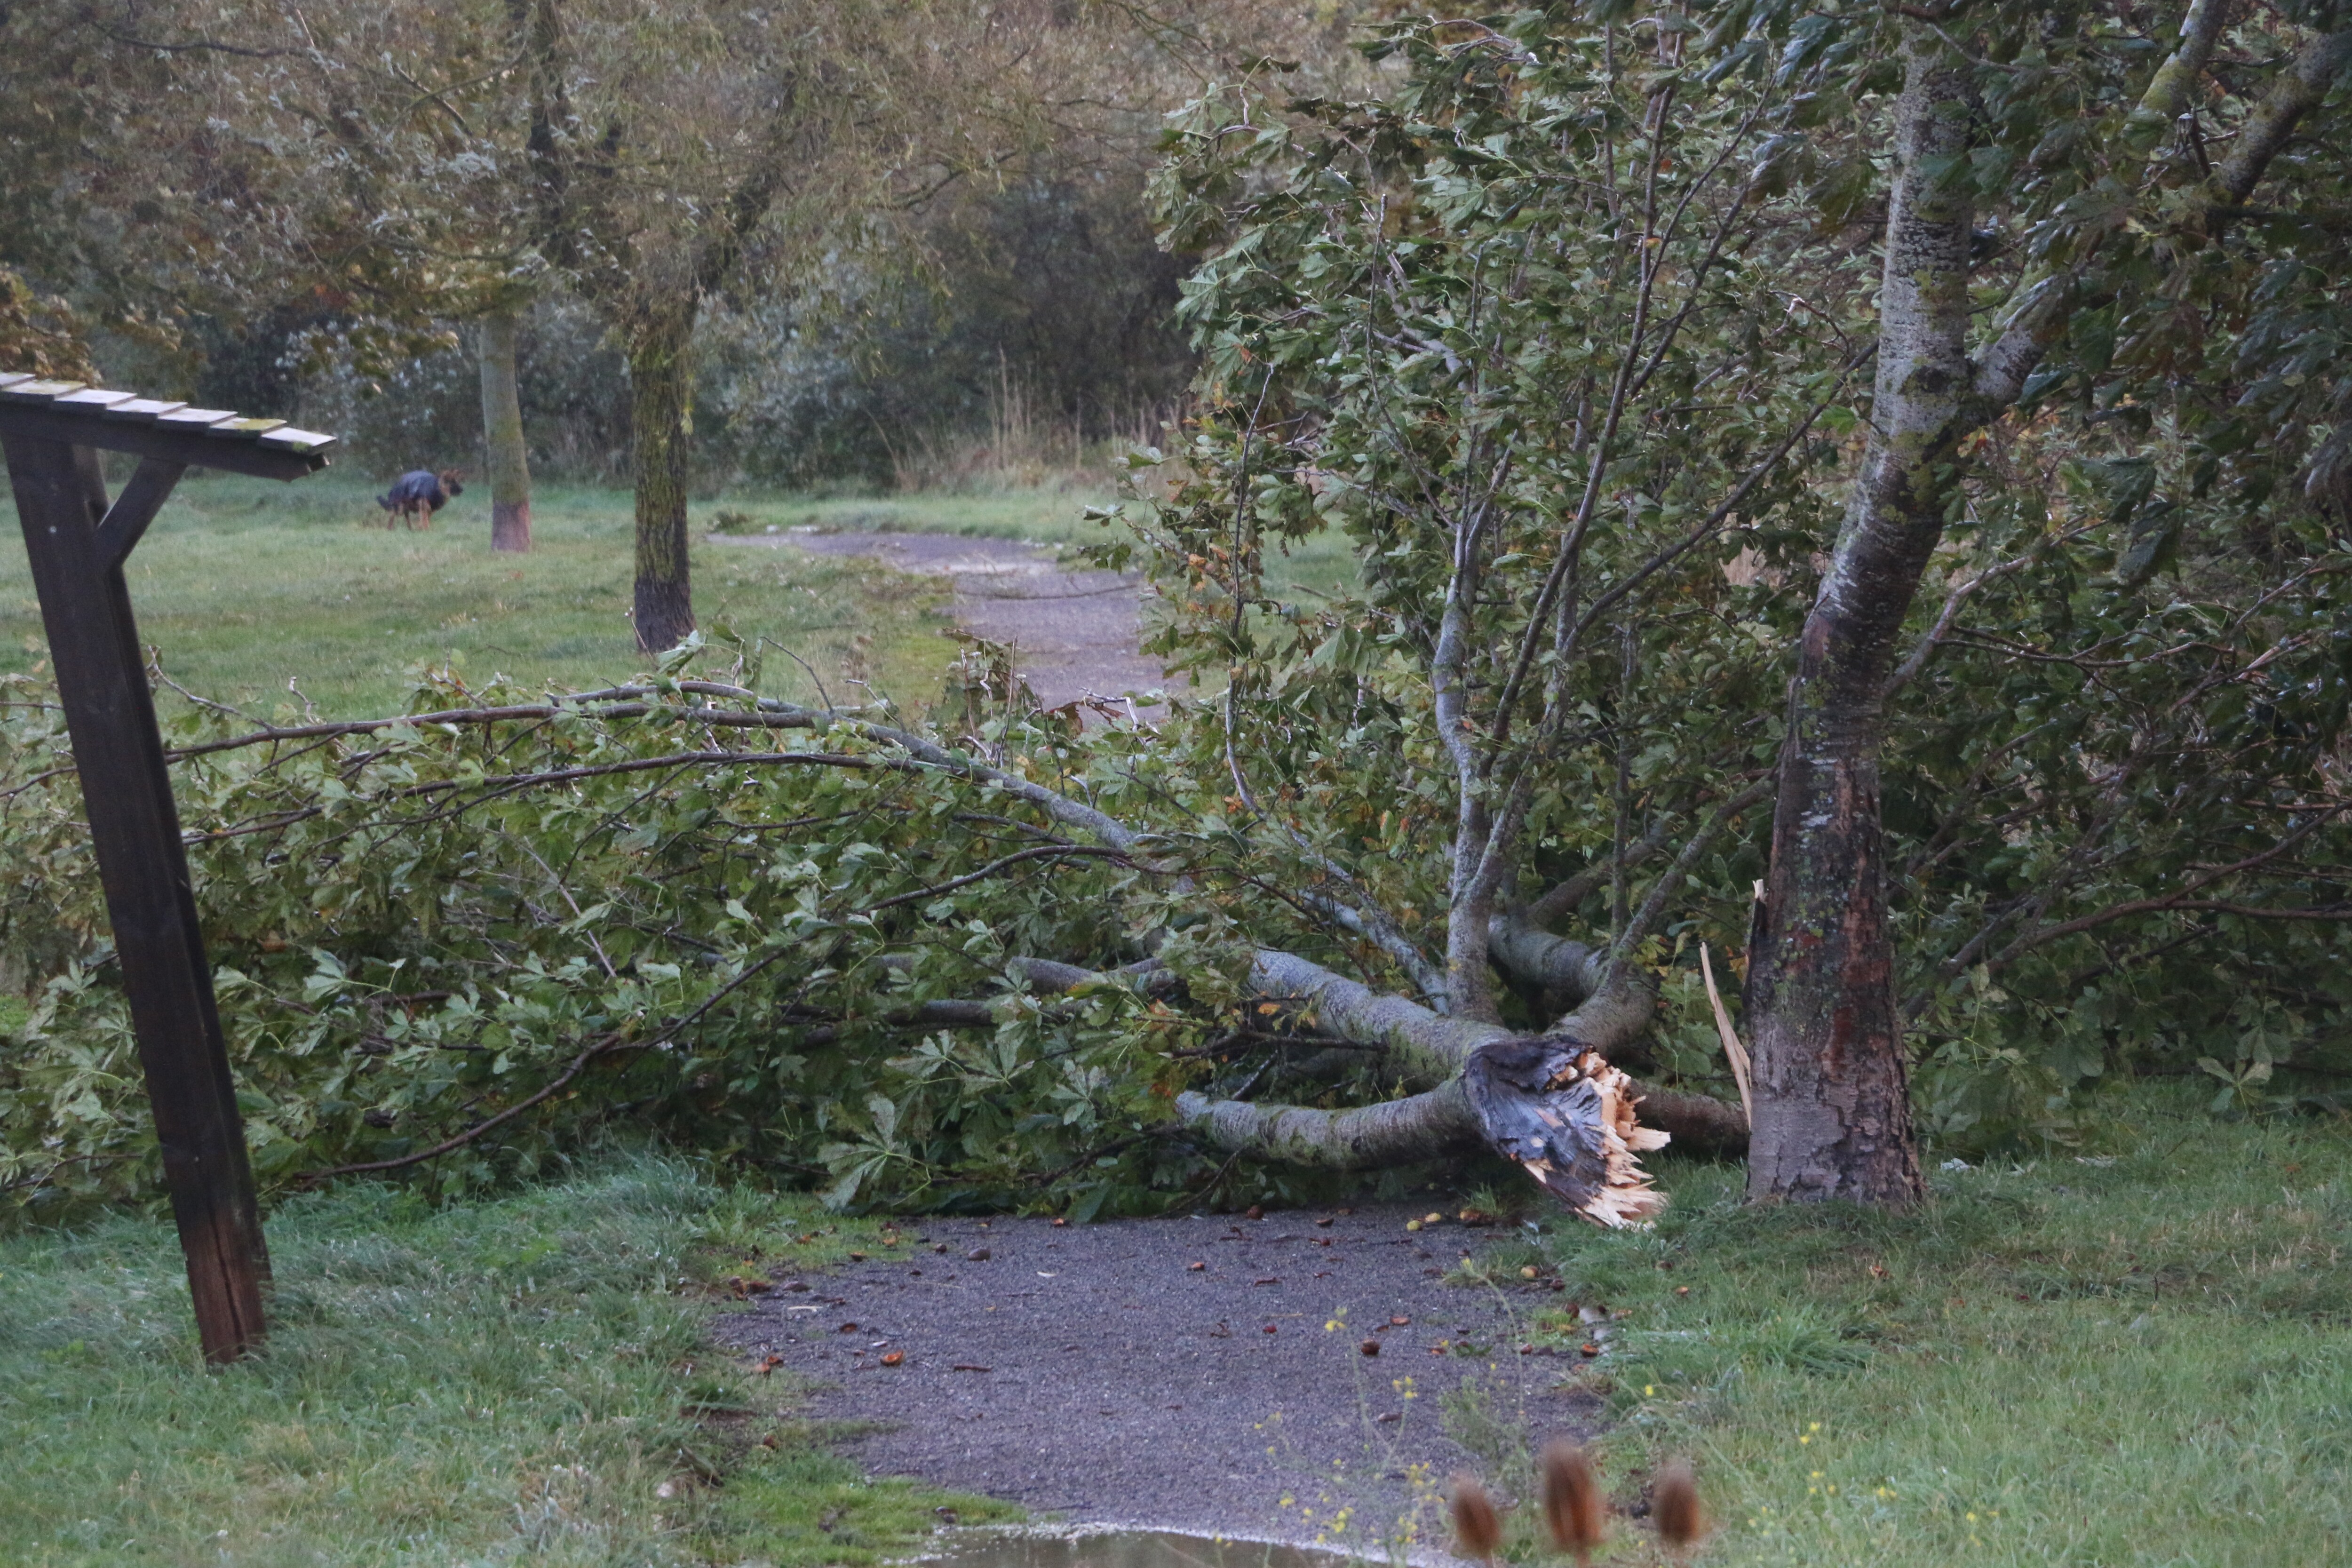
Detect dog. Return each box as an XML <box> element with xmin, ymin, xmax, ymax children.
<box><xmin>376</xmin><ymin>468</ymin><xmax>464</xmax><ymax>529</ymax></box>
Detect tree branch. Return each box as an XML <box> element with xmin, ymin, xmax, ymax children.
<box><xmin>2208</xmin><ymin>29</ymin><xmax>2352</xmax><ymax>210</ymax></box>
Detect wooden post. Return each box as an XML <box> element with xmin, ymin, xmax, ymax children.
<box><xmin>0</xmin><ymin>375</ymin><xmax>335</xmax><ymax>1363</ymax></box>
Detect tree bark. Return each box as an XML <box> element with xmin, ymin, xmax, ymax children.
<box><xmin>2137</xmin><ymin>0</ymin><xmax>2232</xmax><ymax>121</ymax></box>
<box><xmin>628</xmin><ymin>301</ymin><xmax>697</xmax><ymax>653</ymax></box>
<box><xmin>478</xmin><ymin>308</ymin><xmax>532</xmax><ymax>553</ymax></box>
<box><xmin>1744</xmin><ymin>29</ymin><xmax>1971</xmax><ymax>1208</ymax></box>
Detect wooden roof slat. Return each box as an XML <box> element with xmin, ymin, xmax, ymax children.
<box><xmin>0</xmin><ymin>379</ymin><xmax>86</xmax><ymax>404</ymax></box>
<box><xmin>255</xmin><ymin>427</ymin><xmax>338</xmax><ymax>454</ymax></box>
<box><xmin>155</xmin><ymin>407</ymin><xmax>239</xmax><ymax>430</ymax></box>
<box><xmin>103</xmin><ymin>398</ymin><xmax>189</xmax><ymax>422</ymax></box>
<box><xmin>0</xmin><ymin>373</ymin><xmax>34</xmax><ymax>390</ymax></box>
<box><xmin>206</xmin><ymin>417</ymin><xmax>286</xmax><ymax>441</ymax></box>
<box><xmin>53</xmin><ymin>389</ymin><xmax>138</xmax><ymax>413</ymax></box>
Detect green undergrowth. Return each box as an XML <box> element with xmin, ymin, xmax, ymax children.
<box><xmin>1481</xmin><ymin>1086</ymin><xmax>2351</xmax><ymax>1567</ymax></box>
<box><xmin>0</xmin><ymin>1152</ymin><xmax>1009</xmax><ymax>1566</ymax></box>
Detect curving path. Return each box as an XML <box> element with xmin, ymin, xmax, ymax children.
<box><xmin>714</xmin><ymin>1206</ymin><xmax>1601</xmax><ymax>1559</ymax></box>
<box><xmin>711</xmin><ymin>529</ymin><xmax>1167</xmax><ymax>715</ymax></box>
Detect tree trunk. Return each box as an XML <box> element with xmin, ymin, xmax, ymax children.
<box><xmin>478</xmin><ymin>309</ymin><xmax>532</xmax><ymax>554</ymax></box>
<box><xmin>1744</xmin><ymin>29</ymin><xmax>1972</xmax><ymax>1208</ymax></box>
<box><xmin>628</xmin><ymin>301</ymin><xmax>697</xmax><ymax>653</ymax></box>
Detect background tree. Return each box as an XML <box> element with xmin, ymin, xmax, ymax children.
<box><xmin>477</xmin><ymin>306</ymin><xmax>534</xmax><ymax>551</ymax></box>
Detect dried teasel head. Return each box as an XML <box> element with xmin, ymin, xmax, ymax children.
<box><xmin>1449</xmin><ymin>1472</ymin><xmax>1503</xmax><ymax>1562</ymax></box>
<box><xmin>1540</xmin><ymin>1440</ymin><xmax>1606</xmax><ymax>1563</ymax></box>
<box><xmin>1652</xmin><ymin>1459</ymin><xmax>1706</xmax><ymax>1560</ymax></box>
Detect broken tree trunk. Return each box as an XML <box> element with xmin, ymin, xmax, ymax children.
<box><xmin>1176</xmin><ymin>946</ymin><xmax>1743</xmax><ymax>1226</ymax></box>
<box><xmin>1744</xmin><ymin>26</ymin><xmax>1964</xmax><ymax>1209</ymax></box>
<box><xmin>1744</xmin><ymin>16</ymin><xmax>2352</xmax><ymax>1210</ymax></box>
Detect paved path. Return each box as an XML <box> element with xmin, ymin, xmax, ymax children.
<box><xmin>714</xmin><ymin>1206</ymin><xmax>1600</xmax><ymax>1559</ymax></box>
<box><xmin>710</xmin><ymin>530</ymin><xmax>1166</xmax><ymax>714</ymax></box>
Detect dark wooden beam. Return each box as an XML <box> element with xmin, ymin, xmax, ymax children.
<box><xmin>96</xmin><ymin>457</ymin><xmax>187</xmax><ymax>571</ymax></box>
<box><xmin>0</xmin><ymin>433</ymin><xmax>273</xmax><ymax>1364</ymax></box>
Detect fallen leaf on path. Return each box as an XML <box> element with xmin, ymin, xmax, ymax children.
<box><xmin>1314</xmin><ymin>1217</ymin><xmax>1334</xmax><ymax>1228</ymax></box>
<box><xmin>952</xmin><ymin>1363</ymin><xmax>993</xmax><ymax>1372</ymax></box>
<box><xmin>1246</xmin><ymin>1205</ymin><xmax>1264</xmax><ymax>1220</ymax></box>
<box><xmin>1188</xmin><ymin>1261</ymin><xmax>1207</xmax><ymax>1271</ymax></box>
<box><xmin>1391</xmin><ymin>1315</ymin><xmax>1412</xmax><ymax>1326</ymax></box>
<box><xmin>1263</xmin><ymin>1324</ymin><xmax>1278</xmax><ymax>1334</ymax></box>
<box><xmin>967</xmin><ymin>1247</ymin><xmax>991</xmax><ymax>1261</ymax></box>
<box><xmin>837</xmin><ymin>1322</ymin><xmax>859</xmax><ymax>1333</ymax></box>
<box><xmin>880</xmin><ymin>1351</ymin><xmax>905</xmax><ymax>1366</ymax></box>
<box><xmin>1254</xmin><ymin>1277</ymin><xmax>1280</xmax><ymax>1286</ymax></box>
<box><xmin>1360</xmin><ymin>1339</ymin><xmax>1381</xmax><ymax>1356</ymax></box>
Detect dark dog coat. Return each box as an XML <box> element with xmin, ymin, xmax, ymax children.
<box><xmin>378</xmin><ymin>470</ymin><xmax>461</xmax><ymax>517</ymax></box>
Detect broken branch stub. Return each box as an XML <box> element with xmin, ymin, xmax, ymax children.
<box><xmin>1463</xmin><ymin>1036</ymin><xmax>1668</xmax><ymax>1227</ymax></box>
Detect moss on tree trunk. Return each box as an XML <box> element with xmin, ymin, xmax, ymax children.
<box><xmin>628</xmin><ymin>303</ymin><xmax>696</xmax><ymax>653</ymax></box>
<box><xmin>478</xmin><ymin>309</ymin><xmax>532</xmax><ymax>554</ymax></box>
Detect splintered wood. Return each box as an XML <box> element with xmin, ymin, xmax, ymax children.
<box><xmin>1463</xmin><ymin>1036</ymin><xmax>1668</xmax><ymax>1228</ymax></box>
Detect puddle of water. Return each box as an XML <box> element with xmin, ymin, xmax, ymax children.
<box><xmin>919</xmin><ymin>1528</ymin><xmax>1377</xmax><ymax>1568</ymax></box>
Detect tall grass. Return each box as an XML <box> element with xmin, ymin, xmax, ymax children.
<box><xmin>885</xmin><ymin>358</ymin><xmax>1183</xmax><ymax>494</ymax></box>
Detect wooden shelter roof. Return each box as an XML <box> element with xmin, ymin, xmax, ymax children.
<box><xmin>0</xmin><ymin>374</ymin><xmax>336</xmax><ymax>481</ymax></box>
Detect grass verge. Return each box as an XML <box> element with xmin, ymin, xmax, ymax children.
<box><xmin>1452</xmin><ymin>1085</ymin><xmax>2351</xmax><ymax>1567</ymax></box>
<box><xmin>0</xmin><ymin>474</ymin><xmax>981</xmax><ymax>718</ymax></box>
<box><xmin>0</xmin><ymin>1153</ymin><xmax>1011</xmax><ymax>1566</ymax></box>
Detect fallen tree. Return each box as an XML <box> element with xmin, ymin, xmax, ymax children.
<box><xmin>8</xmin><ymin>6</ymin><xmax>2352</xmax><ymax>1226</ymax></box>
<box><xmin>0</xmin><ymin>667</ymin><xmax>1744</xmax><ymax>1226</ymax></box>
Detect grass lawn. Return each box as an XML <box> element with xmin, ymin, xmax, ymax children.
<box><xmin>0</xmin><ymin>1153</ymin><xmax>1011</xmax><ymax>1567</ymax></box>
<box><xmin>1446</xmin><ymin>1084</ymin><xmax>2352</xmax><ymax>1567</ymax></box>
<box><xmin>0</xmin><ymin>470</ymin><xmax>1359</xmax><ymax>719</ymax></box>
<box><xmin>3</xmin><ymin>1091</ymin><xmax>2343</xmax><ymax>1565</ymax></box>
<box><xmin>0</xmin><ymin>473</ymin><xmax>1105</xmax><ymax>720</ymax></box>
